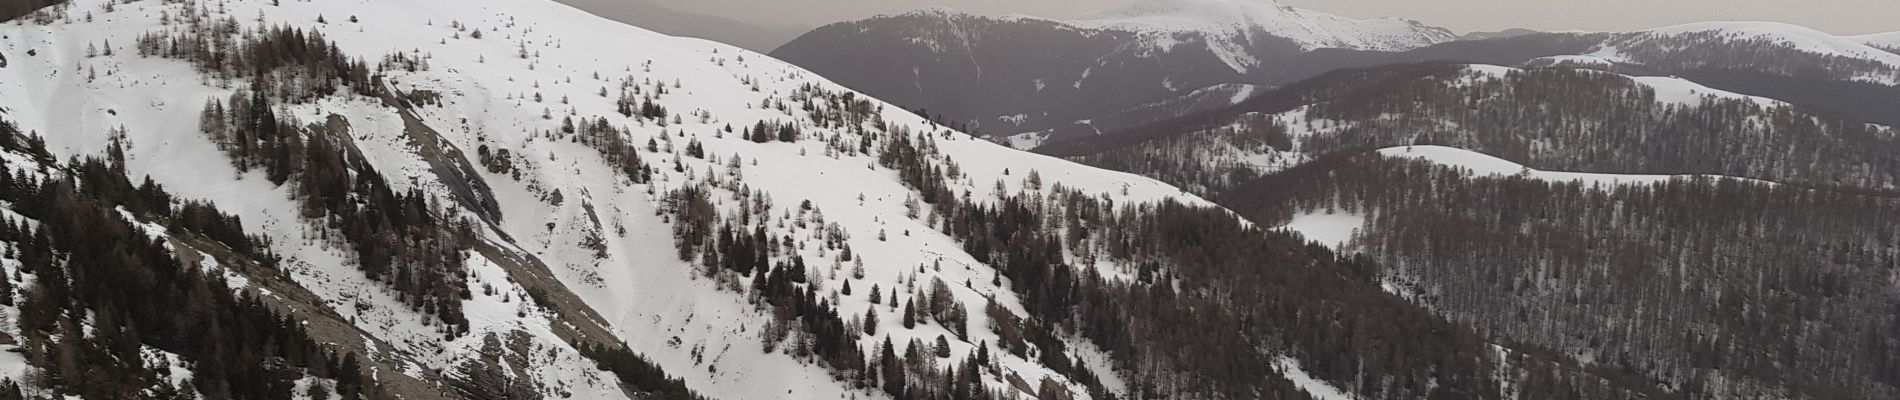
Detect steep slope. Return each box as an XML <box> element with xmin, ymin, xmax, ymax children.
<box><xmin>0</xmin><ymin>129</ymin><xmax>494</xmax><ymax>399</ymax></box>
<box><xmin>771</xmin><ymin>1</ymin><xmax>1450</xmax><ymax>137</ymax></box>
<box><xmin>0</xmin><ymin>0</ymin><xmax>1194</xmax><ymax>398</ymax></box>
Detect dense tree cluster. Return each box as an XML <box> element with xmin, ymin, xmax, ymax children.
<box><xmin>785</xmin><ymin>83</ymin><xmax>885</xmax><ymax>132</ymax></box>
<box><xmin>136</xmin><ymin>16</ymin><xmax>383</xmax><ymax>102</ymax></box>
<box><xmin>1229</xmin><ymin>153</ymin><xmax>1900</xmax><ymax>399</ymax></box>
<box><xmin>0</xmin><ymin>145</ymin><xmax>375</xmax><ymax>399</ymax></box>
<box><xmin>745</xmin><ymin>120</ymin><xmax>805</xmax><ymax>143</ymax></box>
<box><xmin>575</xmin><ymin>344</ymin><xmax>700</xmax><ymax>400</ymax></box>
<box><xmin>476</xmin><ymin>144</ymin><xmax>518</xmax><ymax>177</ymax></box>
<box><xmin>570</xmin><ymin>115</ymin><xmax>654</xmax><ymax>184</ymax></box>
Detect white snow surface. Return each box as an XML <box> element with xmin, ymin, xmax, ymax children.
<box><xmin>1229</xmin><ymin>83</ymin><xmax>1258</xmax><ymax>103</ymax></box>
<box><xmin>0</xmin><ymin>0</ymin><xmax>1217</xmax><ymax>398</ymax></box>
<box><xmin>1276</xmin><ymin>357</ymin><xmax>1353</xmax><ymax>400</ymax></box>
<box><xmin>1377</xmin><ymin>146</ymin><xmax>1769</xmax><ymax>186</ymax></box>
<box><xmin>1628</xmin><ymin>75</ymin><xmax>1783</xmax><ymax>107</ymax></box>
<box><xmin>1278</xmin><ymin>212</ymin><xmax>1364</xmax><ymax>249</ymax></box>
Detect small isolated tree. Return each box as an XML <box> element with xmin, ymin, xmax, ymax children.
<box><xmin>902</xmin><ymin>300</ymin><xmax>916</xmax><ymax>329</ymax></box>
<box><xmin>863</xmin><ymin>308</ymin><xmax>879</xmax><ymax>335</ymax></box>
<box><xmin>935</xmin><ymin>335</ymin><xmax>952</xmax><ymax>358</ymax></box>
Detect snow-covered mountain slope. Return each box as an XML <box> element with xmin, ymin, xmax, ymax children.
<box><xmin>0</xmin><ymin>0</ymin><xmax>1211</xmax><ymax>398</ymax></box>
<box><xmin>1077</xmin><ymin>0</ymin><xmax>1455</xmax><ymax>54</ymax></box>
<box><xmin>1594</xmin><ymin>21</ymin><xmax>1900</xmax><ymax>84</ymax></box>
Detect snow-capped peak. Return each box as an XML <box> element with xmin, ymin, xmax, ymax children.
<box><xmin>897</xmin><ymin>6</ymin><xmax>968</xmax><ymax>18</ymax></box>
<box><xmin>1075</xmin><ymin>0</ymin><xmax>1455</xmax><ymax>52</ymax></box>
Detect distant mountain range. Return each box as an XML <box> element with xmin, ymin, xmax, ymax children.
<box><xmin>770</xmin><ymin>0</ymin><xmax>1453</xmax><ymax>137</ymax></box>
<box><xmin>775</xmin><ymin>1</ymin><xmax>1900</xmax><ymax>150</ymax></box>
<box><xmin>557</xmin><ymin>0</ymin><xmax>809</xmax><ymax>52</ymax></box>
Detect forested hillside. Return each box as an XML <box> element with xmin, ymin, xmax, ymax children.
<box><xmin>1226</xmin><ymin>154</ymin><xmax>1900</xmax><ymax>399</ymax></box>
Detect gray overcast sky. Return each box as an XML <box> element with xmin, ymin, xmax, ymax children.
<box><xmin>641</xmin><ymin>0</ymin><xmax>1900</xmax><ymax>36</ymax></box>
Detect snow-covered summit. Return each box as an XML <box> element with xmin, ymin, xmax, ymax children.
<box><xmin>1076</xmin><ymin>0</ymin><xmax>1455</xmax><ymax>52</ymax></box>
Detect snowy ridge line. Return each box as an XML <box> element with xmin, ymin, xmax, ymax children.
<box><xmin>1634</xmin><ymin>21</ymin><xmax>1900</xmax><ymax>66</ymax></box>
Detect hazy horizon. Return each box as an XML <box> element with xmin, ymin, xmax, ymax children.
<box><xmin>631</xmin><ymin>0</ymin><xmax>1898</xmax><ymax>36</ymax></box>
